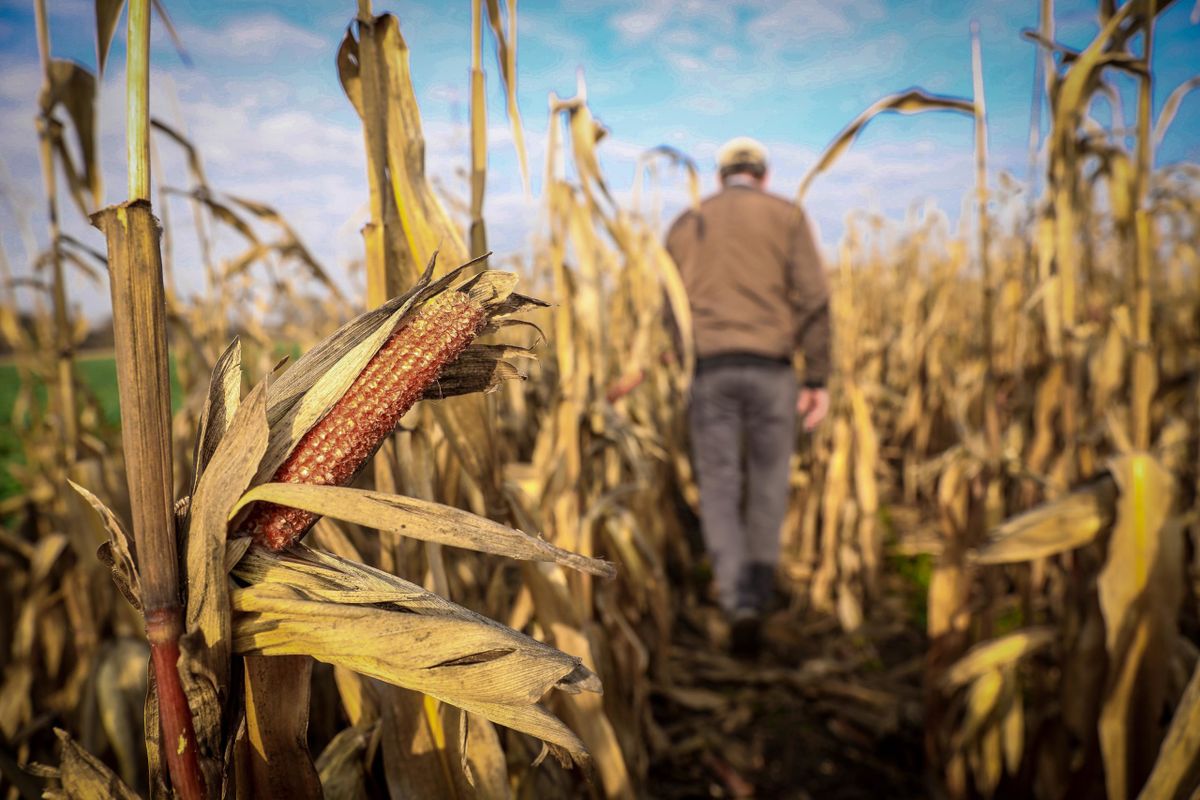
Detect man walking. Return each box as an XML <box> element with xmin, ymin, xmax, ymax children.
<box><xmin>666</xmin><ymin>137</ymin><xmax>831</xmax><ymax>653</ymax></box>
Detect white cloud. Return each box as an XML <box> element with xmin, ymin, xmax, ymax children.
<box><xmin>710</xmin><ymin>44</ymin><xmax>738</xmax><ymax>63</ymax></box>
<box><xmin>664</xmin><ymin>51</ymin><xmax>705</xmax><ymax>74</ymax></box>
<box><xmin>2</xmin><ymin>0</ymin><xmax>90</xmax><ymax>20</ymax></box>
<box><xmin>0</xmin><ymin>60</ymin><xmax>41</xmax><ymax>105</ymax></box>
<box><xmin>518</xmin><ymin>12</ymin><xmax>589</xmax><ymax>55</ymax></box>
<box><xmin>611</xmin><ymin>9</ymin><xmax>666</xmax><ymax>41</ymax></box>
<box><xmin>608</xmin><ymin>0</ymin><xmax>735</xmax><ymax>43</ymax></box>
<box><xmin>746</xmin><ymin>0</ymin><xmax>888</xmax><ymax>49</ymax></box>
<box><xmin>175</xmin><ymin>13</ymin><xmax>328</xmax><ymax>64</ymax></box>
<box><xmin>679</xmin><ymin>94</ymin><xmax>732</xmax><ymax>116</ymax></box>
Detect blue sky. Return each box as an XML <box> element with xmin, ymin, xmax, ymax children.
<box><xmin>1</xmin><ymin>0</ymin><xmax>1198</xmax><ymax>318</ymax></box>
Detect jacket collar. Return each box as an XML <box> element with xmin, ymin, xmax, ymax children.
<box><xmin>722</xmin><ymin>174</ymin><xmax>763</xmax><ymax>191</ymax></box>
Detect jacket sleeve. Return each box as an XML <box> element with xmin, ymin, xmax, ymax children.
<box><xmin>664</xmin><ymin>210</ymin><xmax>692</xmax><ymax>271</ymax></box>
<box><xmin>662</xmin><ymin>212</ymin><xmax>694</xmax><ymax>358</ymax></box>
<box><xmin>789</xmin><ymin>208</ymin><xmax>831</xmax><ymax>387</ymax></box>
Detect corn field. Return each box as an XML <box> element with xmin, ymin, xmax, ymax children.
<box><xmin>1</xmin><ymin>0</ymin><xmax>1198</xmax><ymax>798</ymax></box>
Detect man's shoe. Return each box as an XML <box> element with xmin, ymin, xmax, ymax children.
<box><xmin>730</xmin><ymin>608</ymin><xmax>763</xmax><ymax>658</ymax></box>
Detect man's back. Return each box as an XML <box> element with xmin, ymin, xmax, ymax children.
<box><xmin>665</xmin><ymin>183</ymin><xmax>830</xmax><ymax>384</ymax></box>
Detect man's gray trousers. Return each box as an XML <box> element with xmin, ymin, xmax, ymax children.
<box><xmin>688</xmin><ymin>361</ymin><xmax>796</xmax><ymax>613</ymax></box>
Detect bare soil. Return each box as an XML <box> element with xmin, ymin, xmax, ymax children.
<box><xmin>647</xmin><ymin>574</ymin><xmax>929</xmax><ymax>799</ymax></box>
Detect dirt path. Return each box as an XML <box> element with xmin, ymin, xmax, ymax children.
<box><xmin>647</xmin><ymin>583</ymin><xmax>928</xmax><ymax>799</ymax></box>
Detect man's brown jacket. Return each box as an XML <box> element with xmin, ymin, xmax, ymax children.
<box><xmin>665</xmin><ymin>184</ymin><xmax>831</xmax><ymax>386</ymax></box>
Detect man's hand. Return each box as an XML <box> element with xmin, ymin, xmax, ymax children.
<box><xmin>797</xmin><ymin>386</ymin><xmax>829</xmax><ymax>432</ymax></box>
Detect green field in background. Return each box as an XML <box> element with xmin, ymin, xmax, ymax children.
<box><xmin>0</xmin><ymin>353</ymin><xmax>183</xmax><ymax>501</ymax></box>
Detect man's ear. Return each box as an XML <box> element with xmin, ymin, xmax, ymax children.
<box><xmin>760</xmin><ymin>170</ymin><xmax>770</xmax><ymax>189</ymax></box>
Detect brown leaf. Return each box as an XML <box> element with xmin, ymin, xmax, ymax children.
<box><xmin>231</xmin><ymin>482</ymin><xmax>615</xmax><ymax>578</ymax></box>
<box><xmin>1097</xmin><ymin>455</ymin><xmax>1182</xmax><ymax>800</ymax></box>
<box><xmin>189</xmin><ymin>337</ymin><xmax>243</xmax><ymax>499</ymax></box>
<box><xmin>243</xmin><ymin>655</ymin><xmax>322</xmax><ymax>799</ymax></box>
<box><xmin>231</xmin><ymin>545</ymin><xmax>597</xmax><ymax>769</ymax></box>
<box><xmin>971</xmin><ymin>476</ymin><xmax>1117</xmax><ymax>564</ymax></box>
<box><xmin>46</xmin><ymin>728</ymin><xmax>139</xmax><ymax>800</ymax></box>
<box><xmin>39</xmin><ymin>60</ymin><xmax>101</xmax><ymax>210</ymax></box>
<box><xmin>797</xmin><ymin>88</ymin><xmax>974</xmax><ymax>200</ymax></box>
<box><xmin>315</xmin><ymin>724</ymin><xmax>373</xmax><ymax>800</ymax></box>
<box><xmin>1137</xmin><ymin>658</ymin><xmax>1200</xmax><ymax>800</ymax></box>
<box><xmin>70</xmin><ymin>480</ymin><xmax>141</xmax><ymax>611</ymax></box>
<box><xmin>94</xmin><ymin>0</ymin><xmax>124</xmax><ymax>75</ymax></box>
<box><xmin>185</xmin><ymin>377</ymin><xmax>269</xmax><ymax>697</ymax></box>
<box><xmin>94</xmin><ymin>638</ymin><xmax>149</xmax><ymax>789</ymax></box>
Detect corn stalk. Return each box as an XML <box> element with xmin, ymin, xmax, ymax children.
<box><xmin>89</xmin><ymin>0</ymin><xmax>206</xmax><ymax>797</ymax></box>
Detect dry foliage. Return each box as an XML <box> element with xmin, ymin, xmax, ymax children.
<box><xmin>0</xmin><ymin>1</ymin><xmax>1198</xmax><ymax>799</ymax></box>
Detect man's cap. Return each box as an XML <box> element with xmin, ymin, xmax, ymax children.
<box><xmin>716</xmin><ymin>136</ymin><xmax>768</xmax><ymax>171</ymax></box>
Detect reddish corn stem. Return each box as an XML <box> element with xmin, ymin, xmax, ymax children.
<box><xmin>240</xmin><ymin>290</ymin><xmax>488</xmax><ymax>550</ymax></box>
<box><xmin>146</xmin><ymin>607</ymin><xmax>206</xmax><ymax>800</ymax></box>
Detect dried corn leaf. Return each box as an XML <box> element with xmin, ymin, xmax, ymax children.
<box><xmin>185</xmin><ymin>378</ymin><xmax>268</xmax><ymax>695</ymax></box>
<box><xmin>1154</xmin><ymin>76</ymin><xmax>1200</xmax><ymax>146</ymax></box>
<box><xmin>379</xmin><ymin>687</ymin><xmax>472</xmax><ymax>799</ymax></box>
<box><xmin>94</xmin><ymin>0</ymin><xmax>124</xmax><ymax>75</ymax></box>
<box><xmin>978</xmin><ymin>722</ymin><xmax>1003</xmax><ymax>797</ymax></box>
<box><xmin>189</xmin><ymin>337</ymin><xmax>242</xmax><ymax>501</ymax></box>
<box><xmin>244</xmin><ymin>655</ymin><xmax>322</xmax><ymax>799</ymax></box>
<box><xmin>336</xmin><ymin>29</ymin><xmax>364</xmax><ymax>117</ymax></box>
<box><xmin>1098</xmin><ymin>455</ymin><xmax>1181</xmax><ymax>800</ymax></box>
<box><xmin>650</xmin><ymin>145</ymin><xmax>701</xmax><ymax>210</ymax></box>
<box><xmin>226</xmin><ymin>195</ymin><xmax>345</xmax><ymax>297</ymax></box>
<box><xmin>942</xmin><ymin>627</ymin><xmax>1055</xmax><ymax>689</ymax></box>
<box><xmin>231</xmin><ymin>482</ymin><xmax>614</xmax><ymax>577</ymax></box>
<box><xmin>971</xmin><ymin>476</ymin><xmax>1117</xmax><ymax>564</ymax></box>
<box><xmin>148</xmin><ymin>0</ymin><xmax>189</xmax><ymax>66</ymax></box>
<box><xmin>957</xmin><ymin>670</ymin><xmax>1004</xmax><ymax>746</ymax></box>
<box><xmin>465</xmin><ymin>713</ymin><xmax>511</xmax><ymax>799</ymax></box>
<box><xmin>424</xmin><ymin>344</ymin><xmax>528</xmax><ymax>399</ymax></box>
<box><xmin>1098</xmin><ymin>456</ymin><xmax>1177</xmax><ymax>656</ymax></box>
<box><xmin>563</xmin><ymin>75</ymin><xmax>614</xmax><ymax>207</ymax></box>
<box><xmin>150</xmin><ymin>118</ymin><xmax>209</xmax><ymax>188</ymax></box>
<box><xmin>1053</xmin><ymin>1</ymin><xmax>1139</xmax><ymax>158</ymax></box>
<box><xmin>231</xmin><ymin>583</ymin><xmax>593</xmax><ymax>768</ymax></box>
<box><xmin>646</xmin><ymin>233</ymin><xmax>695</xmax><ymax>386</ymax></box>
<box><xmin>232</xmin><ymin>547</ymin><xmax>591</xmax><ymax>681</ymax></box>
<box><xmin>484</xmin><ymin>0</ymin><xmax>530</xmax><ymax>193</ymax></box>
<box><xmin>1137</xmin><ymin>659</ymin><xmax>1200</xmax><ymax>800</ymax></box>
<box><xmin>69</xmin><ymin>480</ymin><xmax>141</xmax><ymax>610</ymax></box>
<box><xmin>340</xmin><ymin>669</ymin><xmax>382</xmax><ymax>738</ymax></box>
<box><xmin>233</xmin><ymin>545</ymin><xmax>596</xmax><ymax>761</ymax></box>
<box><xmin>0</xmin><ymin>664</ymin><xmax>33</xmax><ymax>740</ymax></box>
<box><xmin>94</xmin><ymin>638</ymin><xmax>149</xmax><ymax>789</ymax></box>
<box><xmin>798</xmin><ymin>89</ymin><xmax>973</xmax><ymax>200</ymax></box>
<box><xmin>315</xmin><ymin>724</ymin><xmax>372</xmax><ymax>800</ymax></box>
<box><xmin>39</xmin><ymin>60</ymin><xmax>100</xmax><ymax>211</ymax></box>
<box><xmin>43</xmin><ymin>728</ymin><xmax>139</xmax><ymax>800</ymax></box>
<box><xmin>1002</xmin><ymin>687</ymin><xmax>1024</xmax><ymax>776</ymax></box>
<box><xmin>458</xmin><ymin>698</ymin><xmax>589</xmax><ymax>772</ymax></box>
<box><xmin>30</xmin><ymin>533</ymin><xmax>68</xmax><ymax>584</ymax></box>
<box><xmin>552</xmin><ymin>623</ymin><xmax>634</xmax><ymax>798</ymax></box>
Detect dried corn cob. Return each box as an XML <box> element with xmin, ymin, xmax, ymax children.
<box><xmin>239</xmin><ymin>289</ymin><xmax>489</xmax><ymax>550</ymax></box>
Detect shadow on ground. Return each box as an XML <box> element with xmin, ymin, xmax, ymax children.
<box><xmin>646</xmin><ymin>575</ymin><xmax>927</xmax><ymax>799</ymax></box>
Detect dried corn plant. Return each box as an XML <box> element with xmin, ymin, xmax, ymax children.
<box><xmin>776</xmin><ymin>4</ymin><xmax>1200</xmax><ymax>798</ymax></box>
<box><xmin>5</xmin><ymin>2</ymin><xmax>617</xmax><ymax>798</ymax></box>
